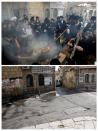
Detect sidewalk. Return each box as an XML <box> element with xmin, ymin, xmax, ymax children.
<box><xmin>22</xmin><ymin>116</ymin><xmax>96</xmax><ymax>129</ymax></box>
<box><xmin>2</xmin><ymin>92</ymin><xmax>96</xmax><ymax>129</ymax></box>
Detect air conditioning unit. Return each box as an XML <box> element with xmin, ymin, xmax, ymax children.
<box><xmin>22</xmin><ymin>67</ymin><xmax>30</xmax><ymax>69</ymax></box>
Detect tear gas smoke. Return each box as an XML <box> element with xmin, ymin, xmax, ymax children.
<box><xmin>2</xmin><ymin>21</ymin><xmax>61</xmax><ymax>65</ymax></box>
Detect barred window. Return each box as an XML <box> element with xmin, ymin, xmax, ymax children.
<box><xmin>45</xmin><ymin>9</ymin><xmax>50</xmax><ymax>18</ymax></box>
<box><xmin>91</xmin><ymin>74</ymin><xmax>95</xmax><ymax>83</ymax></box>
<box><xmin>53</xmin><ymin>9</ymin><xmax>58</xmax><ymax>18</ymax></box>
<box><xmin>26</xmin><ymin>74</ymin><xmax>33</xmax><ymax>87</ymax></box>
<box><xmin>85</xmin><ymin>74</ymin><xmax>89</xmax><ymax>83</ymax></box>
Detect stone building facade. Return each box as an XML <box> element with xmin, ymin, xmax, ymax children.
<box><xmin>2</xmin><ymin>66</ymin><xmax>23</xmax><ymax>80</ymax></box>
<box><xmin>22</xmin><ymin>66</ymin><xmax>55</xmax><ymax>93</ymax></box>
<box><xmin>77</xmin><ymin>66</ymin><xmax>96</xmax><ymax>88</ymax></box>
<box><xmin>2</xmin><ymin>66</ymin><xmax>55</xmax><ymax>95</ymax></box>
<box><xmin>2</xmin><ymin>2</ymin><xmax>66</xmax><ymax>21</ymax></box>
<box><xmin>2</xmin><ymin>2</ymin><xmax>96</xmax><ymax>22</ymax></box>
<box><xmin>66</xmin><ymin>2</ymin><xmax>96</xmax><ymax>22</ymax></box>
<box><xmin>62</xmin><ymin>66</ymin><xmax>96</xmax><ymax>89</ymax></box>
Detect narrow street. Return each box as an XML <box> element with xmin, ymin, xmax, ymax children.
<box><xmin>56</xmin><ymin>86</ymin><xmax>67</xmax><ymax>96</ymax></box>
<box><xmin>56</xmin><ymin>86</ymin><xmax>84</xmax><ymax>96</ymax></box>
<box><xmin>2</xmin><ymin>90</ymin><xmax>96</xmax><ymax>129</ymax></box>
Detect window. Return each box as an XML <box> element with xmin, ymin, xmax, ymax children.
<box><xmin>26</xmin><ymin>74</ymin><xmax>33</xmax><ymax>87</ymax></box>
<box><xmin>53</xmin><ymin>9</ymin><xmax>58</xmax><ymax>18</ymax></box>
<box><xmin>39</xmin><ymin>74</ymin><xmax>44</xmax><ymax>86</ymax></box>
<box><xmin>44</xmin><ymin>77</ymin><xmax>52</xmax><ymax>86</ymax></box>
<box><xmin>85</xmin><ymin>74</ymin><xmax>89</xmax><ymax>83</ymax></box>
<box><xmin>45</xmin><ymin>9</ymin><xmax>50</xmax><ymax>18</ymax></box>
<box><xmin>89</xmin><ymin>10</ymin><xmax>93</xmax><ymax>16</ymax></box>
<box><xmin>13</xmin><ymin>9</ymin><xmax>19</xmax><ymax>18</ymax></box>
<box><xmin>91</xmin><ymin>74</ymin><xmax>95</xmax><ymax>83</ymax></box>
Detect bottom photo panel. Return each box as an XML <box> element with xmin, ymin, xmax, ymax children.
<box><xmin>2</xmin><ymin>66</ymin><xmax>96</xmax><ymax>129</ymax></box>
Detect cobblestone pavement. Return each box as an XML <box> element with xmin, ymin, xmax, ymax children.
<box><xmin>22</xmin><ymin>116</ymin><xmax>96</xmax><ymax>129</ymax></box>
<box><xmin>2</xmin><ymin>91</ymin><xmax>96</xmax><ymax>129</ymax></box>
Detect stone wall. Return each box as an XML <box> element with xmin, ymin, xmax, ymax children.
<box><xmin>27</xmin><ymin>2</ymin><xmax>45</xmax><ymax>21</ymax></box>
<box><xmin>2</xmin><ymin>67</ymin><xmax>22</xmax><ymax>79</ymax></box>
<box><xmin>22</xmin><ymin>68</ymin><xmax>55</xmax><ymax>93</ymax></box>
<box><xmin>2</xmin><ymin>2</ymin><xmax>49</xmax><ymax>21</ymax></box>
<box><xmin>77</xmin><ymin>67</ymin><xmax>96</xmax><ymax>88</ymax></box>
<box><xmin>62</xmin><ymin>67</ymin><xmax>77</xmax><ymax>89</ymax></box>
<box><xmin>2</xmin><ymin>2</ymin><xmax>96</xmax><ymax>22</ymax></box>
<box><xmin>2</xmin><ymin>2</ymin><xmax>26</xmax><ymax>21</ymax></box>
<box><xmin>62</xmin><ymin>66</ymin><xmax>96</xmax><ymax>89</ymax></box>
<box><xmin>2</xmin><ymin>67</ymin><xmax>55</xmax><ymax>96</ymax></box>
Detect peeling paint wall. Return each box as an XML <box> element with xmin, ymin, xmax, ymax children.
<box><xmin>62</xmin><ymin>67</ymin><xmax>96</xmax><ymax>89</ymax></box>
<box><xmin>2</xmin><ymin>67</ymin><xmax>23</xmax><ymax>79</ymax></box>
<box><xmin>2</xmin><ymin>67</ymin><xmax>55</xmax><ymax>95</ymax></box>
<box><xmin>63</xmin><ymin>68</ymin><xmax>77</xmax><ymax>89</ymax></box>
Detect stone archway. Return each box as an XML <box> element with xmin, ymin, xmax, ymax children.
<box><xmin>26</xmin><ymin>74</ymin><xmax>33</xmax><ymax>87</ymax></box>
<box><xmin>85</xmin><ymin>74</ymin><xmax>89</xmax><ymax>83</ymax></box>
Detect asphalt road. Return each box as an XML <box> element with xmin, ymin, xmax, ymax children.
<box><xmin>2</xmin><ymin>90</ymin><xmax>96</xmax><ymax>129</ymax></box>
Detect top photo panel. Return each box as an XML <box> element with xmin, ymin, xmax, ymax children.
<box><xmin>2</xmin><ymin>2</ymin><xmax>96</xmax><ymax>65</ymax></box>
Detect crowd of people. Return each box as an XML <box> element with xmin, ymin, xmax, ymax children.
<box><xmin>2</xmin><ymin>14</ymin><xmax>96</xmax><ymax>65</ymax></box>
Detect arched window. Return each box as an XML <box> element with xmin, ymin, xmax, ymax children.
<box><xmin>53</xmin><ymin>9</ymin><xmax>58</xmax><ymax>18</ymax></box>
<box><xmin>26</xmin><ymin>74</ymin><xmax>33</xmax><ymax>87</ymax></box>
<box><xmin>39</xmin><ymin>74</ymin><xmax>44</xmax><ymax>86</ymax></box>
<box><xmin>45</xmin><ymin>9</ymin><xmax>50</xmax><ymax>18</ymax></box>
<box><xmin>85</xmin><ymin>74</ymin><xmax>89</xmax><ymax>83</ymax></box>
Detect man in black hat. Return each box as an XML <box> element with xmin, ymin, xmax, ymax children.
<box><xmin>59</xmin><ymin>16</ymin><xmax>67</xmax><ymax>33</ymax></box>
<box><xmin>30</xmin><ymin>16</ymin><xmax>36</xmax><ymax>32</ymax></box>
<box><xmin>34</xmin><ymin>16</ymin><xmax>41</xmax><ymax>37</ymax></box>
<box><xmin>23</xmin><ymin>14</ymin><xmax>28</xmax><ymax>23</ymax></box>
<box><xmin>68</xmin><ymin>15</ymin><xmax>78</xmax><ymax>38</ymax></box>
<box><xmin>48</xmin><ymin>18</ymin><xmax>56</xmax><ymax>39</ymax></box>
<box><xmin>55</xmin><ymin>16</ymin><xmax>61</xmax><ymax>43</ymax></box>
<box><xmin>41</xmin><ymin>17</ymin><xmax>50</xmax><ymax>37</ymax></box>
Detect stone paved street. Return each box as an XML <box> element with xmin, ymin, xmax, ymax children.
<box><xmin>2</xmin><ymin>91</ymin><xmax>96</xmax><ymax>129</ymax></box>
<box><xmin>22</xmin><ymin>116</ymin><xmax>96</xmax><ymax>129</ymax></box>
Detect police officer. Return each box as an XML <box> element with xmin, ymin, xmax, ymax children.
<box><xmin>59</xmin><ymin>16</ymin><xmax>67</xmax><ymax>33</ymax></box>
<box><xmin>55</xmin><ymin>16</ymin><xmax>61</xmax><ymax>44</ymax></box>
<box><xmin>48</xmin><ymin>18</ymin><xmax>56</xmax><ymax>39</ymax></box>
<box><xmin>41</xmin><ymin>17</ymin><xmax>50</xmax><ymax>37</ymax></box>
<box><xmin>59</xmin><ymin>16</ymin><xmax>67</xmax><ymax>46</ymax></box>
<box><xmin>30</xmin><ymin>16</ymin><xmax>36</xmax><ymax>32</ymax></box>
<box><xmin>34</xmin><ymin>16</ymin><xmax>41</xmax><ymax>37</ymax></box>
<box><xmin>23</xmin><ymin>14</ymin><xmax>28</xmax><ymax>23</ymax></box>
<box><xmin>68</xmin><ymin>15</ymin><xmax>78</xmax><ymax>38</ymax></box>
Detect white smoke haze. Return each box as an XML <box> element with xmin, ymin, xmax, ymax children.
<box><xmin>2</xmin><ymin>21</ymin><xmax>61</xmax><ymax>65</ymax></box>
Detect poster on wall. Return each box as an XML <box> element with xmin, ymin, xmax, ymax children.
<box><xmin>44</xmin><ymin>77</ymin><xmax>52</xmax><ymax>86</ymax></box>
<box><xmin>79</xmin><ymin>76</ymin><xmax>84</xmax><ymax>83</ymax></box>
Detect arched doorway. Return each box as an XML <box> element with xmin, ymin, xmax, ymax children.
<box><xmin>85</xmin><ymin>74</ymin><xmax>89</xmax><ymax>83</ymax></box>
<box><xmin>39</xmin><ymin>74</ymin><xmax>44</xmax><ymax>86</ymax></box>
<box><xmin>26</xmin><ymin>74</ymin><xmax>33</xmax><ymax>87</ymax></box>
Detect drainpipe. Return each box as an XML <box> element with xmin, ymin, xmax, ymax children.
<box><xmin>33</xmin><ymin>74</ymin><xmax>37</xmax><ymax>89</ymax></box>
<box><xmin>52</xmin><ymin>67</ymin><xmax>55</xmax><ymax>91</ymax></box>
<box><xmin>76</xmin><ymin>67</ymin><xmax>79</xmax><ymax>88</ymax></box>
